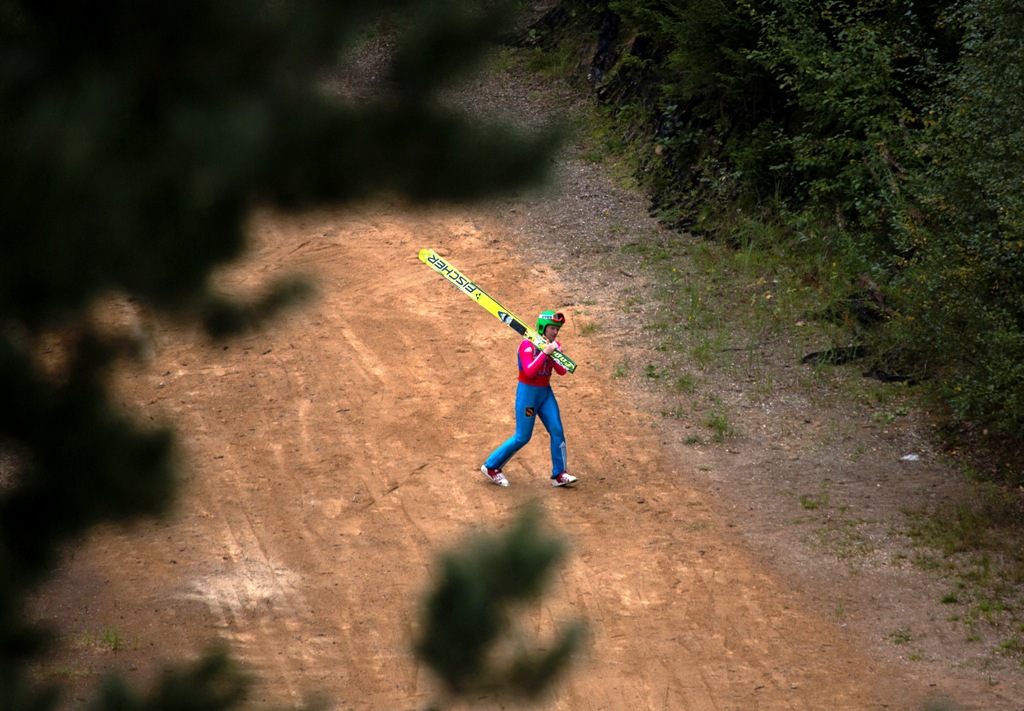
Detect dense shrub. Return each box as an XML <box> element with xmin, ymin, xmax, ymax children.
<box><xmin>891</xmin><ymin>0</ymin><xmax>1024</xmax><ymax>438</ymax></box>
<box><xmin>605</xmin><ymin>0</ymin><xmax>781</xmax><ymax>224</ymax></box>
<box><xmin>549</xmin><ymin>0</ymin><xmax>1024</xmax><ymax>448</ymax></box>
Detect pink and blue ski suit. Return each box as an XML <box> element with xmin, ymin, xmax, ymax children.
<box><xmin>484</xmin><ymin>338</ymin><xmax>568</xmax><ymax>477</ymax></box>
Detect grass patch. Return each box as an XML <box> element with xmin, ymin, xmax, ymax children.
<box><xmin>799</xmin><ymin>494</ymin><xmax>827</xmax><ymax>510</ymax></box>
<box><xmin>675</xmin><ymin>373</ymin><xmax>697</xmax><ymax>393</ymax></box>
<box><xmin>999</xmin><ymin>637</ymin><xmax>1023</xmax><ymax>656</ymax></box>
<box><xmin>645</xmin><ymin>364</ymin><xmax>668</xmax><ymax>379</ymax></box>
<box><xmin>661</xmin><ymin>404</ymin><xmax>688</xmax><ymax>420</ymax></box>
<box><xmin>521</xmin><ymin>44</ymin><xmax>578</xmax><ymax>79</ymax></box>
<box><xmin>703</xmin><ymin>406</ymin><xmax>733</xmax><ymax>442</ymax></box>
<box><xmin>905</xmin><ymin>483</ymin><xmax>1024</xmax><ymax>653</ymax></box>
<box><xmin>76</xmin><ymin>626</ymin><xmax>133</xmax><ymax>653</ymax></box>
<box><xmin>906</xmin><ymin>485</ymin><xmax>1024</xmax><ymax>557</ymax></box>
<box><xmin>890</xmin><ymin>627</ymin><xmax>913</xmax><ymax>645</ymax></box>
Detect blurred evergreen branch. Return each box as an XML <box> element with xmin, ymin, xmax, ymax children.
<box><xmin>0</xmin><ymin>0</ymin><xmax>567</xmax><ymax>708</ymax></box>
<box><xmin>416</xmin><ymin>506</ymin><xmax>585</xmax><ymax>707</ymax></box>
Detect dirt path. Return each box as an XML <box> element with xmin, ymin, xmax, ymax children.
<box><xmin>27</xmin><ymin>203</ymin><xmax>1022</xmax><ymax>710</ymax></box>
<box><xmin>28</xmin><ymin>38</ymin><xmax>1024</xmax><ymax>711</ymax></box>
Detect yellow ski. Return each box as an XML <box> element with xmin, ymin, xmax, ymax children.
<box><xmin>418</xmin><ymin>249</ymin><xmax>577</xmax><ymax>373</ymax></box>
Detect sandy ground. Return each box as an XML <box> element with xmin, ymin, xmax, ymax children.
<box><xmin>26</xmin><ymin>202</ymin><xmax>1024</xmax><ymax>710</ymax></box>
<box><xmin>26</xmin><ymin>27</ymin><xmax>1024</xmax><ymax>711</ymax></box>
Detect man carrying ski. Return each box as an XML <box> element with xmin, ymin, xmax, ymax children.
<box><xmin>481</xmin><ymin>310</ymin><xmax>578</xmax><ymax>488</ymax></box>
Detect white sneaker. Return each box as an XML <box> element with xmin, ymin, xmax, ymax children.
<box><xmin>551</xmin><ymin>472</ymin><xmax>577</xmax><ymax>487</ymax></box>
<box><xmin>481</xmin><ymin>465</ymin><xmax>509</xmax><ymax>487</ymax></box>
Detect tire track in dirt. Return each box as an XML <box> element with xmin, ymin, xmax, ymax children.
<box><xmin>193</xmin><ymin>213</ymin><xmax>503</xmax><ymax>704</ymax></box>
<box><xmin>170</xmin><ymin>337</ymin><xmax>330</xmax><ymax>705</ymax></box>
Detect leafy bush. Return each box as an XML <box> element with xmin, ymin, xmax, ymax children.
<box><xmin>891</xmin><ymin>0</ymin><xmax>1024</xmax><ymax>438</ymax></box>
<box><xmin>547</xmin><ymin>0</ymin><xmax>1024</xmax><ymax>452</ymax></box>
<box><xmin>606</xmin><ymin>0</ymin><xmax>781</xmax><ymax>225</ymax></box>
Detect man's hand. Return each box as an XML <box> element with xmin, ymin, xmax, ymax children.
<box><xmin>543</xmin><ymin>341</ymin><xmax>560</xmax><ymax>356</ymax></box>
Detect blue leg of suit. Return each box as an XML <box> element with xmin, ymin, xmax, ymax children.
<box><xmin>485</xmin><ymin>382</ymin><xmax>566</xmax><ymax>477</ymax></box>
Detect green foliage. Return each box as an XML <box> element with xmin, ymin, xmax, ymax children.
<box><xmin>589</xmin><ymin>0</ymin><xmax>951</xmax><ymax>305</ymax></box>
<box><xmin>743</xmin><ymin>0</ymin><xmax>937</xmax><ymax>243</ymax></box>
<box><xmin>416</xmin><ymin>507</ymin><xmax>585</xmax><ymax>703</ymax></box>
<box><xmin>606</xmin><ymin>0</ymin><xmax>778</xmax><ymax>222</ymax></box>
<box><xmin>890</xmin><ymin>0</ymin><xmax>1024</xmax><ymax>438</ymax></box>
<box><xmin>609</xmin><ymin>0</ymin><xmax>768</xmax><ymax>114</ymax></box>
<box><xmin>704</xmin><ymin>404</ymin><xmax>733</xmax><ymax>441</ymax></box>
<box><xmin>0</xmin><ymin>0</ymin><xmax>560</xmax><ymax>332</ymax></box>
<box><xmin>1</xmin><ymin>0</ymin><xmax>563</xmax><ymax>709</ymax></box>
<box><xmin>544</xmin><ymin>0</ymin><xmax>1024</xmax><ymax>455</ymax></box>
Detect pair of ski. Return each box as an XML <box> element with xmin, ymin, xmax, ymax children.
<box><xmin>418</xmin><ymin>249</ymin><xmax>577</xmax><ymax>374</ymax></box>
